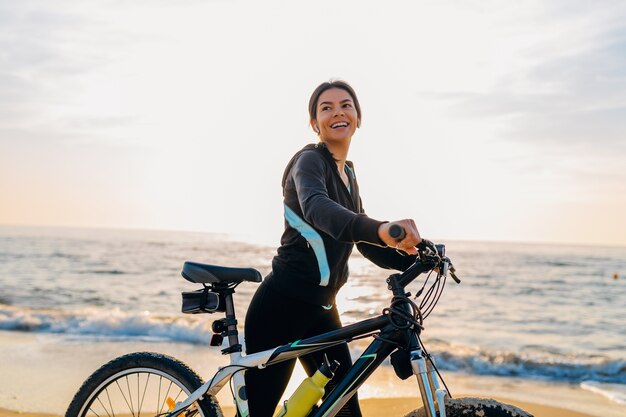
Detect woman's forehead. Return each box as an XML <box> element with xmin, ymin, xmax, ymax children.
<box><xmin>317</xmin><ymin>88</ymin><xmax>354</xmax><ymax>105</ymax></box>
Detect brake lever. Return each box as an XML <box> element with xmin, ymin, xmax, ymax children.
<box><xmin>417</xmin><ymin>239</ymin><xmax>436</xmax><ymax>252</ymax></box>
<box><xmin>449</xmin><ymin>264</ymin><xmax>461</xmax><ymax>284</ymax></box>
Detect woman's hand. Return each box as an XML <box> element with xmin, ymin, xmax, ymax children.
<box><xmin>378</xmin><ymin>219</ymin><xmax>421</xmax><ymax>255</ymax></box>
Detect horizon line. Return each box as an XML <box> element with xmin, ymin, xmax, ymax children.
<box><xmin>1</xmin><ymin>222</ymin><xmax>625</xmax><ymax>249</ymax></box>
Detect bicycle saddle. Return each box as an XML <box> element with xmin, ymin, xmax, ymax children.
<box><xmin>182</xmin><ymin>261</ymin><xmax>262</xmax><ymax>284</ymax></box>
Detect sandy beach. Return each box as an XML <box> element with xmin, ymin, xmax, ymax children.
<box><xmin>218</xmin><ymin>396</ymin><xmax>600</xmax><ymax>417</ymax></box>
<box><xmin>1</xmin><ymin>331</ymin><xmax>623</xmax><ymax>417</ymax></box>
<box><xmin>0</xmin><ymin>397</ymin><xmax>601</xmax><ymax>417</ymax></box>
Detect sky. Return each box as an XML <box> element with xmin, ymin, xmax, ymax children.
<box><xmin>1</xmin><ymin>0</ymin><xmax>625</xmax><ymax>247</ymax></box>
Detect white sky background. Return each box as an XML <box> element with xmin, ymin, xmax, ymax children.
<box><xmin>1</xmin><ymin>0</ymin><xmax>625</xmax><ymax>246</ymax></box>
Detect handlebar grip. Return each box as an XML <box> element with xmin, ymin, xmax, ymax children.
<box><xmin>388</xmin><ymin>223</ymin><xmax>406</xmax><ymax>240</ymax></box>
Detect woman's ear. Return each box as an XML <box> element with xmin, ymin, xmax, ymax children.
<box><xmin>311</xmin><ymin>121</ymin><xmax>320</xmax><ymax>134</ymax></box>
<box><xmin>357</xmin><ymin>119</ymin><xmax>361</xmax><ymax>128</ymax></box>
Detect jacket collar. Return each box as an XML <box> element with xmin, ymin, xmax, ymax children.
<box><xmin>314</xmin><ymin>142</ymin><xmax>358</xmax><ymax>210</ymax></box>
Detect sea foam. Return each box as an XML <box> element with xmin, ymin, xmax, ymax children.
<box><xmin>580</xmin><ymin>380</ymin><xmax>626</xmax><ymax>405</ymax></box>
<box><xmin>0</xmin><ymin>304</ymin><xmax>212</xmax><ymax>344</ymax></box>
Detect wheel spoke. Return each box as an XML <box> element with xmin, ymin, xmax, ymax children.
<box><xmin>158</xmin><ymin>381</ymin><xmax>174</xmax><ymax>415</ymax></box>
<box><xmin>125</xmin><ymin>375</ymin><xmax>136</xmax><ymax>416</ymax></box>
<box><xmin>137</xmin><ymin>373</ymin><xmax>140</xmax><ymax>417</ymax></box>
<box><xmin>115</xmin><ymin>379</ymin><xmax>135</xmax><ymax>416</ymax></box>
<box><xmin>138</xmin><ymin>373</ymin><xmax>150</xmax><ymax>416</ymax></box>
<box><xmin>157</xmin><ymin>376</ymin><xmax>162</xmax><ymax>415</ymax></box>
<box><xmin>95</xmin><ymin>396</ymin><xmax>111</xmax><ymax>417</ymax></box>
<box><xmin>173</xmin><ymin>389</ymin><xmax>183</xmax><ymax>402</ymax></box>
<box><xmin>105</xmin><ymin>387</ymin><xmax>116</xmax><ymax>417</ymax></box>
<box><xmin>88</xmin><ymin>407</ymin><xmax>102</xmax><ymax>417</ymax></box>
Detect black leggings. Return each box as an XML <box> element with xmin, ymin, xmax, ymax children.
<box><xmin>244</xmin><ymin>281</ymin><xmax>362</xmax><ymax>417</ymax></box>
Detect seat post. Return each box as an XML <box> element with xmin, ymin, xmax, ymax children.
<box><xmin>222</xmin><ymin>288</ymin><xmax>242</xmax><ymax>353</ymax></box>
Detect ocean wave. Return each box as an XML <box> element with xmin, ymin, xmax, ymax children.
<box><xmin>1</xmin><ymin>304</ymin><xmax>625</xmax><ymax>385</ymax></box>
<box><xmin>426</xmin><ymin>340</ymin><xmax>626</xmax><ymax>384</ymax></box>
<box><xmin>0</xmin><ymin>304</ymin><xmax>212</xmax><ymax>344</ymax></box>
<box><xmin>50</xmin><ymin>251</ymin><xmax>82</xmax><ymax>260</ymax></box>
<box><xmin>78</xmin><ymin>269</ymin><xmax>126</xmax><ymax>275</ymax></box>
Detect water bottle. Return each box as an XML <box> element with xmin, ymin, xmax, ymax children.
<box><xmin>273</xmin><ymin>359</ymin><xmax>339</xmax><ymax>417</ymax></box>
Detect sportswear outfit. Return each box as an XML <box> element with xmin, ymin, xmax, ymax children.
<box><xmin>244</xmin><ymin>143</ymin><xmax>416</xmax><ymax>417</ymax></box>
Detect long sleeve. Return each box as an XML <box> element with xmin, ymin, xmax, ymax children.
<box><xmin>354</xmin><ymin>195</ymin><xmax>417</xmax><ymax>271</ymax></box>
<box><xmin>290</xmin><ymin>151</ymin><xmax>382</xmax><ymax>244</ymax></box>
<box><xmin>356</xmin><ymin>242</ymin><xmax>417</xmax><ymax>271</ymax></box>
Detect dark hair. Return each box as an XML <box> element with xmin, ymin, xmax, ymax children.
<box><xmin>308</xmin><ymin>80</ymin><xmax>362</xmax><ymax>124</ymax></box>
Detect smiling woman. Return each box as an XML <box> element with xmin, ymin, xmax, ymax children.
<box><xmin>309</xmin><ymin>82</ymin><xmax>361</xmax><ymax>189</ymax></box>
<box><xmin>242</xmin><ymin>80</ymin><xmax>425</xmax><ymax>417</ymax></box>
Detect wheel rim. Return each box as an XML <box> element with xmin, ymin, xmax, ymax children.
<box><xmin>78</xmin><ymin>367</ymin><xmax>204</xmax><ymax>417</ymax></box>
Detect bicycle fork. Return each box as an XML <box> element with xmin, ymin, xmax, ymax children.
<box><xmin>411</xmin><ymin>347</ymin><xmax>447</xmax><ymax>417</ymax></box>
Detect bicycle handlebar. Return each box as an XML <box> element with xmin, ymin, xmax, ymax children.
<box><xmin>398</xmin><ymin>256</ymin><xmax>438</xmax><ymax>287</ymax></box>
<box><xmin>388</xmin><ymin>224</ymin><xmax>461</xmax><ymax>285</ymax></box>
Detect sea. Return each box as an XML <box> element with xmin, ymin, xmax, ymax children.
<box><xmin>1</xmin><ymin>225</ymin><xmax>625</xmax><ymax>410</ymax></box>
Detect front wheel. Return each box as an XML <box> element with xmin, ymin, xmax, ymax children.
<box><xmin>406</xmin><ymin>397</ymin><xmax>533</xmax><ymax>417</ymax></box>
<box><xmin>65</xmin><ymin>352</ymin><xmax>223</xmax><ymax>417</ymax></box>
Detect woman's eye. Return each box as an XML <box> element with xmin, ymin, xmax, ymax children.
<box><xmin>321</xmin><ymin>106</ymin><xmax>331</xmax><ymax>111</ymax></box>
<box><xmin>343</xmin><ymin>103</ymin><xmax>352</xmax><ymax>108</ymax></box>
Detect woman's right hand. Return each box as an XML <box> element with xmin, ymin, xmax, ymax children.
<box><xmin>378</xmin><ymin>219</ymin><xmax>421</xmax><ymax>255</ymax></box>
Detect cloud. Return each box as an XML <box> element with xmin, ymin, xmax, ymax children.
<box><xmin>0</xmin><ymin>5</ymin><xmax>98</xmax><ymax>75</ymax></box>
<box><xmin>0</xmin><ymin>2</ymin><xmax>150</xmax><ymax>146</ymax></box>
<box><xmin>419</xmin><ymin>6</ymin><xmax>626</xmax><ymax>153</ymax></box>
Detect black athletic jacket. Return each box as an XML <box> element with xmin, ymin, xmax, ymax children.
<box><xmin>267</xmin><ymin>143</ymin><xmax>416</xmax><ymax>306</ymax></box>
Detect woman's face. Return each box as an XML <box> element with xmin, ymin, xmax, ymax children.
<box><xmin>312</xmin><ymin>88</ymin><xmax>359</xmax><ymax>143</ymax></box>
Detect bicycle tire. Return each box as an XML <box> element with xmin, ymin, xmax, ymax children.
<box><xmin>65</xmin><ymin>352</ymin><xmax>223</xmax><ymax>417</ymax></box>
<box><xmin>406</xmin><ymin>397</ymin><xmax>533</xmax><ymax>417</ymax></box>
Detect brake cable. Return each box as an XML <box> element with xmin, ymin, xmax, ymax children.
<box><xmin>418</xmin><ymin>335</ymin><xmax>452</xmax><ymax>398</ymax></box>
<box><xmin>383</xmin><ymin>293</ymin><xmax>424</xmax><ymax>331</ymax></box>
<box><xmin>421</xmin><ymin>273</ymin><xmax>447</xmax><ymax>319</ymax></box>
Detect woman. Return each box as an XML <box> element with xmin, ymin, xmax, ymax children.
<box><xmin>244</xmin><ymin>80</ymin><xmax>422</xmax><ymax>417</ymax></box>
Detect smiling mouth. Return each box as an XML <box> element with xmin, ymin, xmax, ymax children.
<box><xmin>331</xmin><ymin>122</ymin><xmax>349</xmax><ymax>129</ymax></box>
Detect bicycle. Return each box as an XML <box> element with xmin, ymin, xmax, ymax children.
<box><xmin>65</xmin><ymin>233</ymin><xmax>532</xmax><ymax>417</ymax></box>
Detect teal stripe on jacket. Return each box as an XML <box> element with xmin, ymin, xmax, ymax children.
<box><xmin>283</xmin><ymin>204</ymin><xmax>331</xmax><ymax>287</ymax></box>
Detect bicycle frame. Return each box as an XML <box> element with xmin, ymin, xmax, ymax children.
<box><xmin>169</xmin><ymin>269</ymin><xmax>449</xmax><ymax>417</ymax></box>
